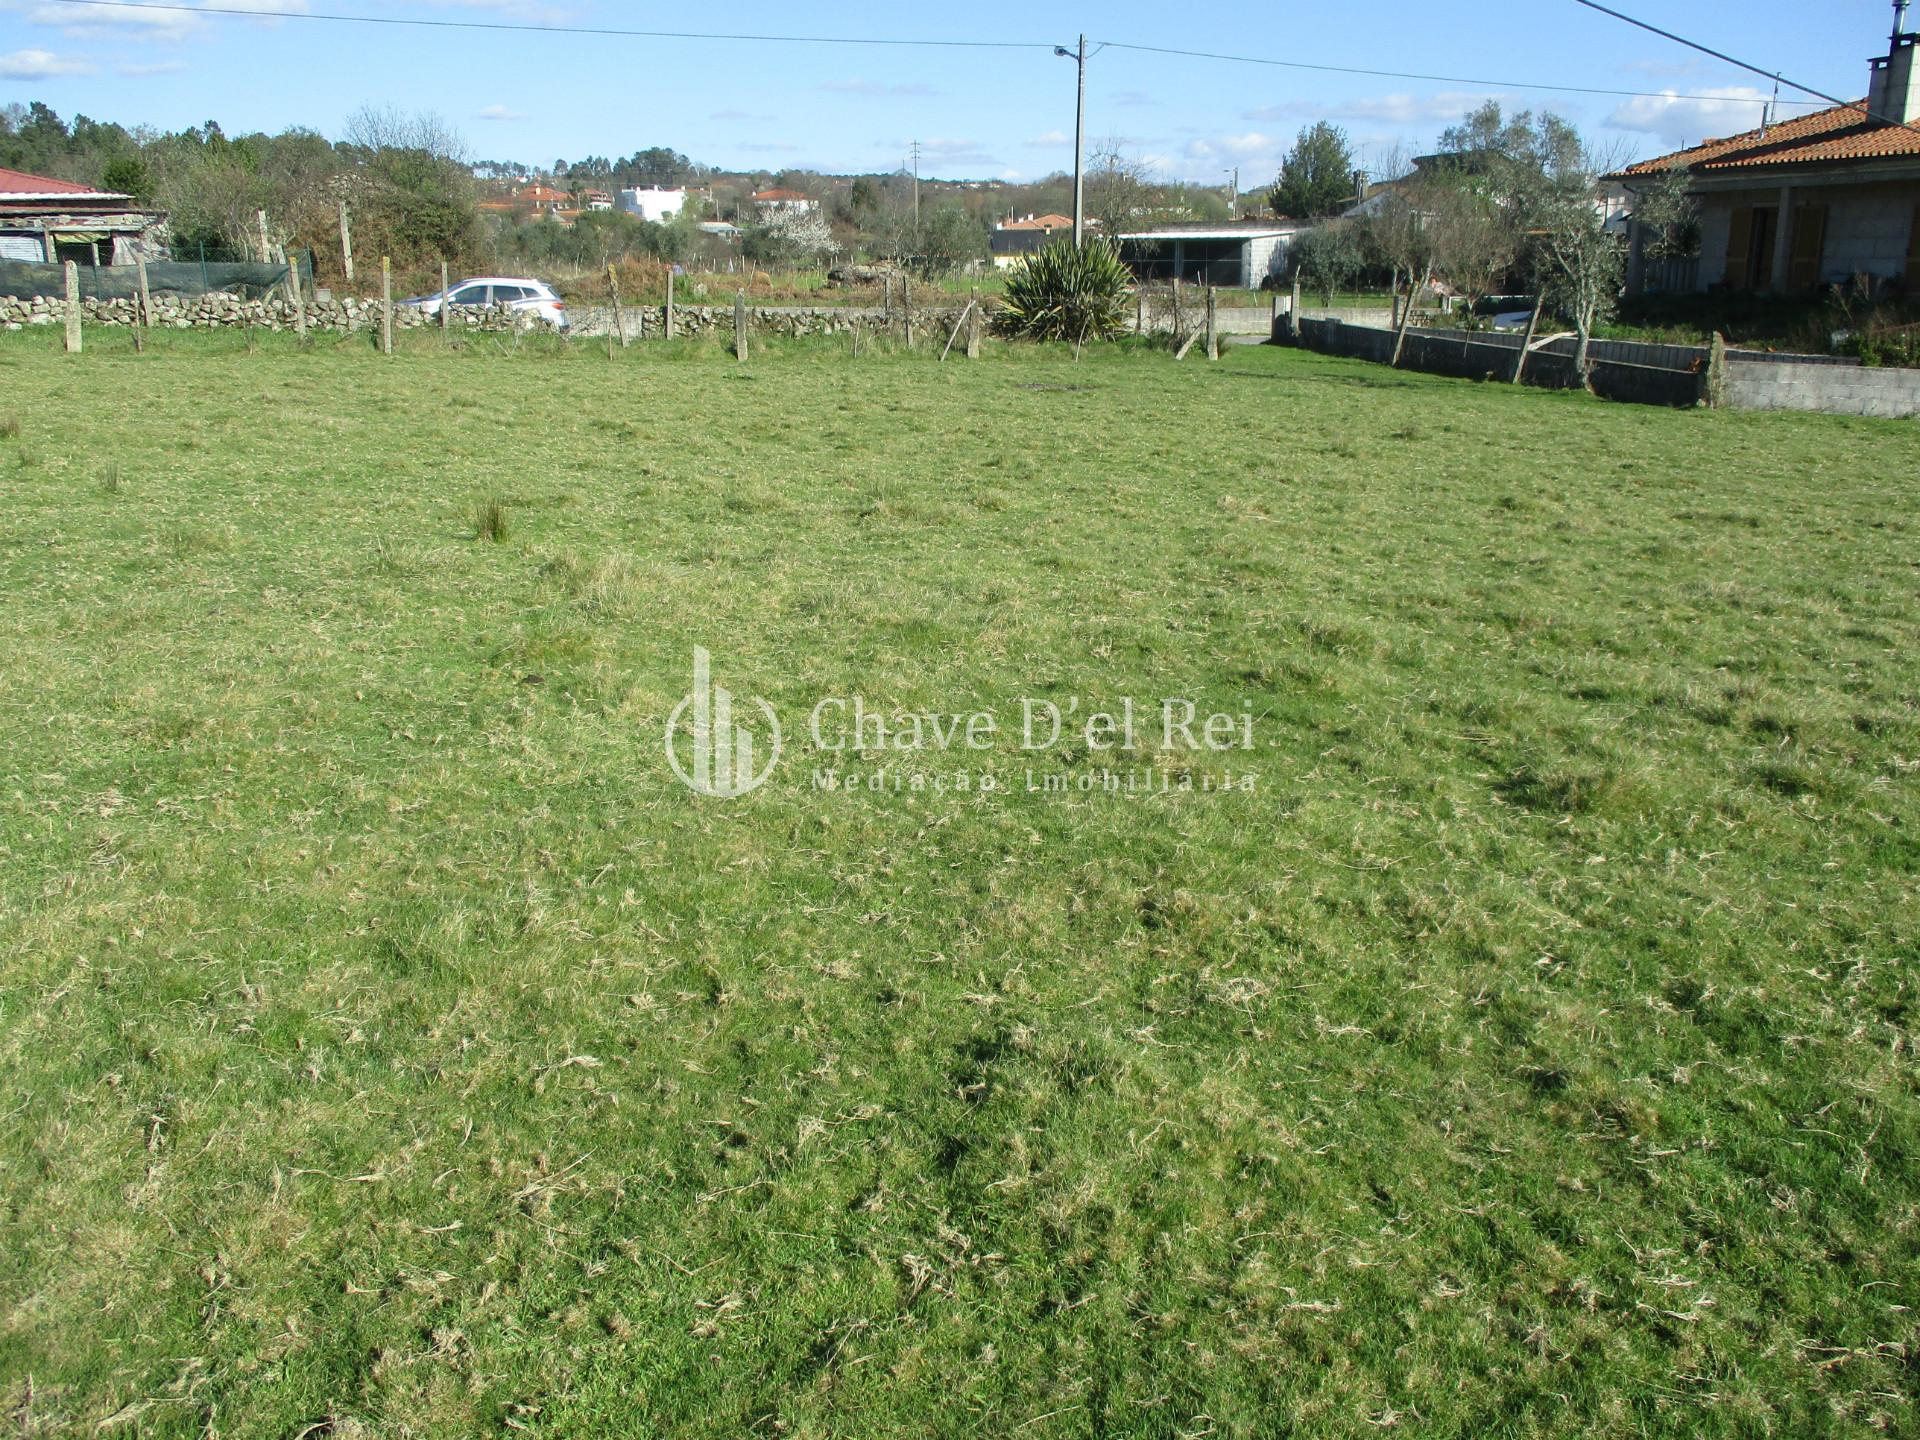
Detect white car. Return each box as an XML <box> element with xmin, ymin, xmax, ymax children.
<box><xmin>405</xmin><ymin>276</ymin><xmax>568</xmax><ymax>330</ymax></box>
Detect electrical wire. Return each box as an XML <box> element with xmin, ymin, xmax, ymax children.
<box><xmin>1571</xmin><ymin>0</ymin><xmax>1920</xmax><ymax>135</ymax></box>
<box><xmin>1094</xmin><ymin>38</ymin><xmax>1824</xmax><ymax>107</ymax></box>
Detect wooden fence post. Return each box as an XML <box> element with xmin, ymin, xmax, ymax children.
<box><xmin>1206</xmin><ymin>283</ymin><xmax>1219</xmax><ymax>361</ymax></box>
<box><xmin>440</xmin><ymin>259</ymin><xmax>450</xmax><ymax>338</ymax></box>
<box><xmin>966</xmin><ymin>287</ymin><xmax>982</xmax><ymax>359</ymax></box>
<box><xmin>734</xmin><ymin>290</ymin><xmax>747</xmax><ymax>361</ymax></box>
<box><xmin>63</xmin><ymin>260</ymin><xmax>81</xmax><ymax>354</ymax></box>
<box><xmin>134</xmin><ymin>253</ymin><xmax>151</xmax><ymax>351</ymax></box>
<box><xmin>338</xmin><ymin>199</ymin><xmax>354</xmax><ymax>284</ymax></box>
<box><xmin>665</xmin><ymin>269</ymin><xmax>676</xmax><ymax>340</ymax></box>
<box><xmin>1172</xmin><ymin>276</ymin><xmax>1184</xmax><ymax>345</ymax></box>
<box><xmin>381</xmin><ymin>255</ymin><xmax>393</xmax><ymax>356</ymax></box>
<box><xmin>608</xmin><ymin>263</ymin><xmax>628</xmax><ymax>349</ymax></box>
<box><xmin>286</xmin><ymin>245</ymin><xmax>308</xmax><ymax>342</ymax></box>
<box><xmin>903</xmin><ymin>276</ymin><xmax>913</xmax><ymax>348</ymax></box>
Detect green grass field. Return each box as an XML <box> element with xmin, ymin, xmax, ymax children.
<box><xmin>1</xmin><ymin>326</ymin><xmax>1916</xmax><ymax>1438</ymax></box>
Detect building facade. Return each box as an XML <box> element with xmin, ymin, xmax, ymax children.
<box><xmin>0</xmin><ymin>167</ymin><xmax>167</xmax><ymax>266</ymax></box>
<box><xmin>1616</xmin><ymin>13</ymin><xmax>1920</xmax><ymax>295</ymax></box>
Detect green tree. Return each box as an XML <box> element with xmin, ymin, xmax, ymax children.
<box><xmin>913</xmin><ymin>205</ymin><xmax>985</xmax><ymax>276</ymax></box>
<box><xmin>1268</xmin><ymin>122</ymin><xmax>1355</xmax><ymax>219</ymax></box>
<box><xmin>1288</xmin><ymin>223</ymin><xmax>1364</xmax><ymax>305</ymax></box>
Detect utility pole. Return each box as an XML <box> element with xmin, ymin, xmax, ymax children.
<box><xmin>1057</xmin><ymin>35</ymin><xmax>1087</xmax><ymax>247</ymax></box>
<box><xmin>909</xmin><ymin>140</ymin><xmax>921</xmax><ymax>226</ymax></box>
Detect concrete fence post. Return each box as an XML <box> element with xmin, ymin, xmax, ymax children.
<box><xmin>62</xmin><ymin>260</ymin><xmax>81</xmax><ymax>353</ymax></box>
<box><xmin>734</xmin><ymin>290</ymin><xmax>748</xmax><ymax>361</ymax></box>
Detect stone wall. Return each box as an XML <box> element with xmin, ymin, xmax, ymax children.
<box><xmin>0</xmin><ymin>293</ymin><xmax>989</xmax><ymax>338</ymax></box>
<box><xmin>0</xmin><ymin>292</ymin><xmax>530</xmax><ymax>332</ymax></box>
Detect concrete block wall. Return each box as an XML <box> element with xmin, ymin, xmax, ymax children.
<box><xmin>1289</xmin><ymin>317</ymin><xmax>1920</xmax><ymax>417</ymax></box>
<box><xmin>1726</xmin><ymin>359</ymin><xmax>1920</xmax><ymax>418</ymax></box>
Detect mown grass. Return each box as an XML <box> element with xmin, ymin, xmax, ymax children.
<box><xmin>0</xmin><ymin>325</ymin><xmax>1916</xmax><ymax>1438</ymax></box>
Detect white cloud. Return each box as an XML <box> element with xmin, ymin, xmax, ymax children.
<box><xmin>18</xmin><ymin>0</ymin><xmax>307</xmax><ymax>42</ymax></box>
<box><xmin>476</xmin><ymin>103</ymin><xmax>526</xmax><ymax>121</ymax></box>
<box><xmin>1608</xmin><ymin>87</ymin><xmax>1772</xmax><ymax>147</ymax></box>
<box><xmin>23</xmin><ymin>0</ymin><xmax>202</xmax><ymax>41</ymax></box>
<box><xmin>0</xmin><ymin>45</ymin><xmax>96</xmax><ymax>75</ymax></box>
<box><xmin>1023</xmin><ymin>130</ymin><xmax>1068</xmax><ymax>147</ymax></box>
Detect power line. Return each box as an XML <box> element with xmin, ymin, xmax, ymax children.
<box><xmin>1570</xmin><ymin>0</ymin><xmax>1920</xmax><ymax>135</ymax></box>
<box><xmin>1094</xmin><ymin>38</ymin><xmax>1826</xmax><ymax>107</ymax></box>
<box><xmin>36</xmin><ymin>0</ymin><xmax>1048</xmax><ymax>48</ymax></box>
<box><xmin>28</xmin><ymin>0</ymin><xmax>1833</xmax><ymax>107</ymax></box>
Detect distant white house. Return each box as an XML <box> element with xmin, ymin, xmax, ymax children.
<box><xmin>618</xmin><ymin>187</ymin><xmax>687</xmax><ymax>223</ymax></box>
<box><xmin>751</xmin><ymin>188</ymin><xmax>817</xmax><ymax>218</ymax></box>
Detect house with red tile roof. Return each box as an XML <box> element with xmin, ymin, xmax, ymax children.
<box><xmin>0</xmin><ymin>166</ymin><xmax>168</xmax><ymax>265</ymax></box>
<box><xmin>1613</xmin><ymin>10</ymin><xmax>1920</xmax><ymax>295</ymax></box>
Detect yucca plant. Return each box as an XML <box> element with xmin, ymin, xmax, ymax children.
<box><xmin>997</xmin><ymin>237</ymin><xmax>1133</xmax><ymax>343</ymax></box>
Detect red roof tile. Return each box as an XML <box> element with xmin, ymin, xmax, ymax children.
<box><xmin>1615</xmin><ymin>100</ymin><xmax>1920</xmax><ymax>176</ymax></box>
<box><xmin>0</xmin><ymin>166</ymin><xmax>121</xmax><ymax>198</ymax></box>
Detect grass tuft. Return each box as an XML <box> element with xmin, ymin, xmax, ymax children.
<box><xmin>473</xmin><ymin>496</ymin><xmax>511</xmax><ymax>542</ymax></box>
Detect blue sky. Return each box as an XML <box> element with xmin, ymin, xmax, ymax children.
<box><xmin>1</xmin><ymin>0</ymin><xmax>1907</xmax><ymax>182</ymax></box>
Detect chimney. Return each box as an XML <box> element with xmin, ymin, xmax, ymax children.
<box><xmin>1869</xmin><ymin>1</ymin><xmax>1920</xmax><ymax>124</ymax></box>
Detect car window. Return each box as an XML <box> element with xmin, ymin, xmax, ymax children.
<box><xmin>493</xmin><ymin>285</ymin><xmax>531</xmax><ymax>304</ymax></box>
<box><xmin>449</xmin><ymin>285</ymin><xmax>487</xmax><ymax>305</ymax></box>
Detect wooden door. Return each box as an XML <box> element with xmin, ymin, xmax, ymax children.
<box><xmin>1787</xmin><ymin>205</ymin><xmax>1828</xmax><ymax>290</ymax></box>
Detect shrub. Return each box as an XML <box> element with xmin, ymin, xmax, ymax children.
<box><xmin>1849</xmin><ymin>322</ymin><xmax>1920</xmax><ymax>369</ymax></box>
<box><xmin>996</xmin><ymin>238</ymin><xmax>1132</xmax><ymax>343</ymax></box>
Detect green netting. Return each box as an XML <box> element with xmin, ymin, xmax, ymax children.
<box><xmin>0</xmin><ymin>253</ymin><xmax>312</xmax><ymax>301</ymax></box>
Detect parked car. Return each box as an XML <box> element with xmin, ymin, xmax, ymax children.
<box><xmin>403</xmin><ymin>276</ymin><xmax>568</xmax><ymax>330</ymax></box>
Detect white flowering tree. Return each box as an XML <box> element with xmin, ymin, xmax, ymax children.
<box><xmin>744</xmin><ymin>208</ymin><xmax>839</xmax><ymax>268</ymax></box>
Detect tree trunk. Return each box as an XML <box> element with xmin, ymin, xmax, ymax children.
<box><xmin>1512</xmin><ymin>293</ymin><xmax>1545</xmax><ymax>385</ymax></box>
<box><xmin>1391</xmin><ymin>264</ymin><xmax>1428</xmax><ymax>367</ymax></box>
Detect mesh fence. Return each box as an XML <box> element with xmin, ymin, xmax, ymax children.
<box><xmin>0</xmin><ymin>252</ymin><xmax>312</xmax><ymax>302</ymax></box>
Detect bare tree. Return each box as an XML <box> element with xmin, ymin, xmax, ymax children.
<box><xmin>1424</xmin><ymin>179</ymin><xmax>1517</xmax><ymax>321</ymax></box>
<box><xmin>342</xmin><ymin>105</ymin><xmax>468</xmax><ymax>163</ymax></box>
<box><xmin>1084</xmin><ymin>139</ymin><xmax>1154</xmax><ymax>237</ymax></box>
